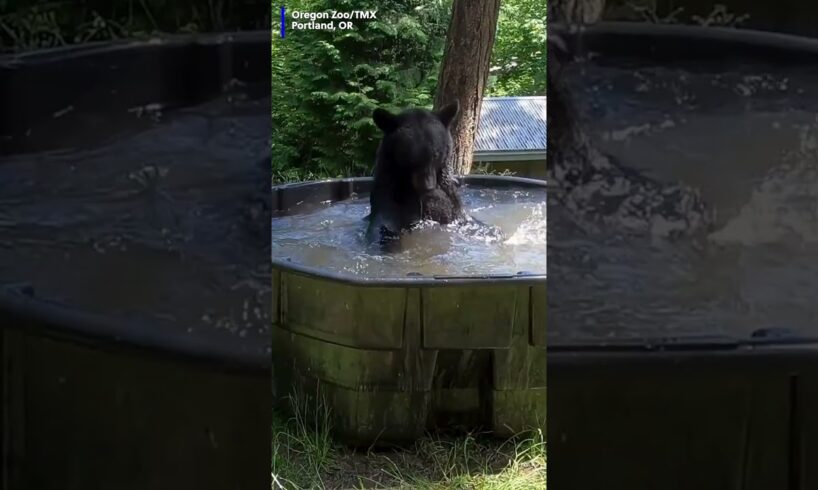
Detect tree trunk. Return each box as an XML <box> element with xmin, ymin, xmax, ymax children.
<box><xmin>434</xmin><ymin>0</ymin><xmax>501</xmax><ymax>176</ymax></box>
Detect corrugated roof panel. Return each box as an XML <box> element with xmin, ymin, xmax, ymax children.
<box><xmin>474</xmin><ymin>96</ymin><xmax>546</xmax><ymax>153</ymax></box>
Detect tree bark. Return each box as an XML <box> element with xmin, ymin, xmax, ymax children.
<box><xmin>434</xmin><ymin>0</ymin><xmax>501</xmax><ymax>176</ymax></box>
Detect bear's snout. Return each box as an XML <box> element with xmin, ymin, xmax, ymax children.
<box><xmin>411</xmin><ymin>168</ymin><xmax>438</xmax><ymax>193</ymax></box>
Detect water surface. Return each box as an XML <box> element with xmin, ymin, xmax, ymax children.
<box><xmin>0</xmin><ymin>88</ymin><xmax>271</xmax><ymax>356</ymax></box>
<box><xmin>271</xmin><ymin>186</ymin><xmax>547</xmax><ymax>278</ymax></box>
<box><xmin>549</xmin><ymin>56</ymin><xmax>818</xmax><ymax>342</ymax></box>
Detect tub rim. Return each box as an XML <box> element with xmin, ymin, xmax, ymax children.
<box><xmin>551</xmin><ymin>21</ymin><xmax>818</xmax><ymax>59</ymax></box>
<box><xmin>0</xmin><ymin>291</ymin><xmax>270</xmax><ymax>372</ymax></box>
<box><xmin>0</xmin><ymin>31</ymin><xmax>270</xmax><ymax>65</ymax></box>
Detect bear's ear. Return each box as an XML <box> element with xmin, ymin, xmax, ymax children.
<box><xmin>373</xmin><ymin>108</ymin><xmax>399</xmax><ymax>133</ymax></box>
<box><xmin>435</xmin><ymin>100</ymin><xmax>460</xmax><ymax>128</ymax></box>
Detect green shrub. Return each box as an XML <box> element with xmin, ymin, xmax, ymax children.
<box><xmin>0</xmin><ymin>0</ymin><xmax>269</xmax><ymax>50</ymax></box>
<box><xmin>271</xmin><ymin>0</ymin><xmax>451</xmax><ymax>183</ymax></box>
<box><xmin>488</xmin><ymin>0</ymin><xmax>546</xmax><ymax>96</ymax></box>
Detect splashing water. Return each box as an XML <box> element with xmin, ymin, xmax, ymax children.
<box><xmin>506</xmin><ymin>202</ymin><xmax>547</xmax><ymax>246</ymax></box>
<box><xmin>549</xmin><ymin>57</ymin><xmax>818</xmax><ymax>342</ymax></box>
<box><xmin>271</xmin><ymin>186</ymin><xmax>547</xmax><ymax>278</ymax></box>
<box><xmin>711</xmin><ymin>125</ymin><xmax>818</xmax><ymax>245</ymax></box>
<box><xmin>0</xmin><ymin>90</ymin><xmax>272</xmax><ymax>354</ymax></box>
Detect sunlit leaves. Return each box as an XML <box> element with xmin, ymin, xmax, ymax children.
<box><xmin>271</xmin><ymin>0</ymin><xmax>449</xmax><ymax>181</ymax></box>
<box><xmin>488</xmin><ymin>0</ymin><xmax>546</xmax><ymax>96</ymax></box>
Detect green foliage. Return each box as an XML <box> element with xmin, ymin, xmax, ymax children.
<box><xmin>271</xmin><ymin>0</ymin><xmax>450</xmax><ymax>183</ymax></box>
<box><xmin>272</xmin><ymin>0</ymin><xmax>547</xmax><ymax>182</ymax></box>
<box><xmin>487</xmin><ymin>0</ymin><xmax>546</xmax><ymax>96</ymax></box>
<box><xmin>4</xmin><ymin>1</ymin><xmax>548</xmax><ymax>182</ymax></box>
<box><xmin>0</xmin><ymin>0</ymin><xmax>269</xmax><ymax>50</ymax></box>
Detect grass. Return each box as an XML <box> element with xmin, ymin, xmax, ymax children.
<box><xmin>272</xmin><ymin>167</ymin><xmax>345</xmax><ymax>185</ymax></box>
<box><xmin>271</xmin><ymin>395</ymin><xmax>546</xmax><ymax>490</ymax></box>
<box><xmin>470</xmin><ymin>163</ymin><xmax>517</xmax><ymax>177</ymax></box>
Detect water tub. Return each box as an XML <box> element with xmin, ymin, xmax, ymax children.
<box><xmin>1</xmin><ymin>33</ymin><xmax>271</xmax><ymax>490</ymax></box>
<box><xmin>548</xmin><ymin>22</ymin><xmax>818</xmax><ymax>489</ymax></box>
<box><xmin>271</xmin><ymin>176</ymin><xmax>547</xmax><ymax>445</ymax></box>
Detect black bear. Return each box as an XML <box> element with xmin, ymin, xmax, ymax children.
<box><xmin>366</xmin><ymin>101</ymin><xmax>465</xmax><ymax>245</ymax></box>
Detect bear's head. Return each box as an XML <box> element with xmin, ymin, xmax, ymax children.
<box><xmin>372</xmin><ymin>101</ymin><xmax>460</xmax><ymax>194</ymax></box>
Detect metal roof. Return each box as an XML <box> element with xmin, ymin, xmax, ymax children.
<box><xmin>474</xmin><ymin>96</ymin><xmax>546</xmax><ymax>157</ymax></box>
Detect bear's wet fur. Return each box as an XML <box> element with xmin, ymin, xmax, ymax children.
<box><xmin>366</xmin><ymin>101</ymin><xmax>466</xmax><ymax>245</ymax></box>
